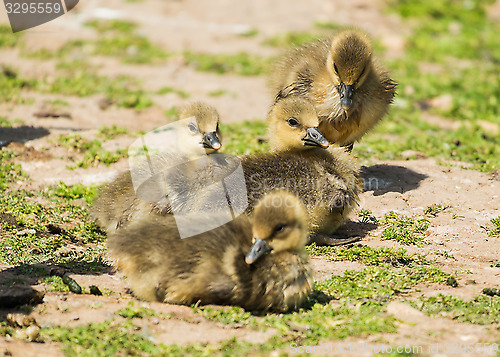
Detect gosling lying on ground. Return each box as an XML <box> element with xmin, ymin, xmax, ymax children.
<box><xmin>90</xmin><ymin>102</ymin><xmax>222</xmax><ymax>234</ymax></box>
<box><xmin>170</xmin><ymin>97</ymin><xmax>362</xmax><ymax>245</ymax></box>
<box><xmin>107</xmin><ymin>190</ymin><xmax>314</xmax><ymax>313</ymax></box>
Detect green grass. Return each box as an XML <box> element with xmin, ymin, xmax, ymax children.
<box><xmin>263</xmin><ymin>32</ymin><xmax>322</xmax><ymax>48</ymax></box>
<box><xmin>55</xmin><ymin>134</ymin><xmax>127</xmax><ymax>169</ymax></box>
<box><xmin>26</xmin><ymin>20</ymin><xmax>167</xmax><ymax>64</ymax></box>
<box><xmin>221</xmin><ymin>120</ymin><xmax>269</xmax><ymax>155</ymax></box>
<box><xmin>0</xmin><ymin>24</ymin><xmax>21</xmax><ymax>48</ymax></box>
<box><xmin>316</xmin><ymin>265</ymin><xmax>450</xmax><ymax>300</ymax></box>
<box><xmin>208</xmin><ymin>89</ymin><xmax>232</xmax><ymax>97</ymax></box>
<box><xmin>97</xmin><ymin>125</ymin><xmax>129</xmax><ymax>140</ymax></box>
<box><xmin>268</xmin><ymin>300</ymin><xmax>397</xmax><ymax>344</ymax></box>
<box><xmin>264</xmin><ymin>25</ymin><xmax>387</xmax><ymax>53</ymax></box>
<box><xmin>192</xmin><ymin>306</ymin><xmax>252</xmax><ymax>325</ymax></box>
<box><xmin>486</xmin><ymin>217</ymin><xmax>500</xmax><ymax>237</ymax></box>
<box><xmin>1</xmin><ymin>0</ymin><xmax>497</xmax><ymax>173</ymax></box>
<box><xmin>183</xmin><ymin>52</ymin><xmax>271</xmax><ymax>76</ymax></box>
<box><xmin>402</xmin><ymin>62</ymin><xmax>500</xmax><ymax>123</ymax></box>
<box><xmin>156</xmin><ymin>86</ymin><xmax>190</xmax><ymax>98</ymax></box>
<box><xmin>359</xmin><ymin>208</ymin><xmax>380</xmax><ymax>224</ymax></box>
<box><xmin>424</xmin><ymin>204</ymin><xmax>449</xmax><ymax>217</ymax></box>
<box><xmin>353</xmin><ymin>0</ymin><xmax>498</xmax><ymax>172</ymax></box>
<box><xmin>0</xmin><ymin>184</ymin><xmax>105</xmax><ymax>266</ymax></box>
<box><xmin>43</xmin><ymin>276</ymin><xmax>71</xmax><ymax>292</ymax></box>
<box><xmin>314</xmin><ymin>22</ymin><xmax>344</xmax><ymax>31</ymax></box>
<box><xmin>343</xmin><ymin>208</ymin><xmax>432</xmax><ymax>248</ymax></box>
<box><xmin>40</xmin><ymin>71</ymin><xmax>152</xmax><ymax>110</ymax></box>
<box><xmin>356</xmin><ymin>102</ymin><xmax>500</xmax><ymax>172</ymax></box>
<box><xmin>0</xmin><ymin>66</ymin><xmax>36</xmax><ymax>104</ymax></box>
<box><xmin>409</xmin><ymin>294</ymin><xmax>500</xmax><ymax>325</ymax></box>
<box><xmin>40</xmin><ymin>246</ymin><xmax>451</xmax><ymax>354</ymax></box>
<box><xmin>0</xmin><ymin>116</ymin><xmax>13</xmax><ymax>127</ymax></box>
<box><xmin>42</xmin><ymin>300</ymin><xmax>396</xmax><ymax>356</ymax></box>
<box><xmin>21</xmin><ymin>39</ymin><xmax>86</xmax><ymax>60</ymax></box>
<box><xmin>307</xmin><ymin>244</ymin><xmax>430</xmax><ymax>267</ymax></box>
<box><xmin>237</xmin><ymin>28</ymin><xmax>259</xmax><ymax>37</ymax></box>
<box><xmin>23</xmin><ymin>51</ymin><xmax>153</xmax><ymax>110</ymax></box>
<box><xmin>44</xmin><ymin>98</ymin><xmax>70</xmax><ymax>107</ymax></box>
<box><xmin>389</xmin><ymin>0</ymin><xmax>498</xmax><ymax>62</ymax></box>
<box><xmin>0</xmin><ymin>149</ymin><xmax>25</xmax><ymax>190</ymax></box>
<box><xmin>85</xmin><ymin>19</ymin><xmax>138</xmax><ymax>34</ymax></box>
<box><xmin>0</xmin><ymin>322</ymin><xmax>15</xmax><ymax>339</ymax></box>
<box><xmin>50</xmin><ymin>181</ymin><xmax>98</xmax><ymax>204</ymax></box>
<box><xmin>44</xmin><ymin>321</ymin><xmax>272</xmax><ymax>356</ymax></box>
<box><xmin>92</xmin><ymin>35</ymin><xmax>168</xmax><ymax>64</ymax></box>
<box><xmin>381</xmin><ymin>212</ymin><xmax>430</xmax><ymax>246</ymax></box>
<box><xmin>163</xmin><ymin>106</ymin><xmax>179</xmax><ymax>120</ymax></box>
<box><xmin>23</xmin><ymin>217</ymin><xmax>451</xmax><ymax>356</ymax></box>
<box><xmin>43</xmin><ymin>320</ymin><xmax>166</xmax><ymax>356</ymax></box>
<box><xmin>116</xmin><ymin>301</ymin><xmax>160</xmax><ymax>319</ymax></box>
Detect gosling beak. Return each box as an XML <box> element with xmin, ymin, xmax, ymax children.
<box><xmin>245</xmin><ymin>239</ymin><xmax>272</xmax><ymax>265</ymax></box>
<box><xmin>302</xmin><ymin>127</ymin><xmax>330</xmax><ymax>148</ymax></box>
<box><xmin>339</xmin><ymin>83</ymin><xmax>354</xmax><ymax>111</ymax></box>
<box><xmin>202</xmin><ymin>131</ymin><xmax>222</xmax><ymax>150</ymax></box>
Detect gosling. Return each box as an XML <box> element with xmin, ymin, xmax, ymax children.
<box><xmin>270</xmin><ymin>28</ymin><xmax>397</xmax><ymax>150</ymax></box>
<box><xmin>107</xmin><ymin>190</ymin><xmax>314</xmax><ymax>313</ymax></box>
<box><xmin>171</xmin><ymin>97</ymin><xmax>362</xmax><ymax>245</ymax></box>
<box><xmin>90</xmin><ymin>102</ymin><xmax>222</xmax><ymax>234</ymax></box>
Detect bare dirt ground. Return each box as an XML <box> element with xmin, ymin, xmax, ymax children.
<box><xmin>0</xmin><ymin>0</ymin><xmax>499</xmax><ymax>356</ymax></box>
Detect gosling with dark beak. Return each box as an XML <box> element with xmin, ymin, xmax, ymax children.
<box><xmin>202</xmin><ymin>131</ymin><xmax>222</xmax><ymax>151</ymax></box>
<box><xmin>267</xmin><ymin>96</ymin><xmax>330</xmax><ymax>152</ymax></box>
<box><xmin>270</xmin><ymin>28</ymin><xmax>396</xmax><ymax>150</ymax></box>
<box><xmin>107</xmin><ymin>190</ymin><xmax>314</xmax><ymax>313</ymax></box>
<box><xmin>183</xmin><ymin>96</ymin><xmax>363</xmax><ymax>246</ymax></box>
<box><xmin>339</xmin><ymin>83</ymin><xmax>354</xmax><ymax>112</ymax></box>
<box><xmin>245</xmin><ymin>239</ymin><xmax>272</xmax><ymax>264</ymax></box>
<box><xmin>303</xmin><ymin>127</ymin><xmax>330</xmax><ymax>148</ymax></box>
<box><xmin>89</xmin><ymin>102</ymin><xmax>223</xmax><ymax>234</ymax></box>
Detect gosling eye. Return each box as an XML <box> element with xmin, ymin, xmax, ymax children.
<box><xmin>333</xmin><ymin>63</ymin><xmax>339</xmax><ymax>75</ymax></box>
<box><xmin>274</xmin><ymin>224</ymin><xmax>286</xmax><ymax>234</ymax></box>
<box><xmin>287</xmin><ymin>118</ymin><xmax>299</xmax><ymax>127</ymax></box>
<box><xmin>356</xmin><ymin>65</ymin><xmax>367</xmax><ymax>85</ymax></box>
<box><xmin>188</xmin><ymin>122</ymin><xmax>199</xmax><ymax>134</ymax></box>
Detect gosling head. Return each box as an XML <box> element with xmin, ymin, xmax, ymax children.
<box><xmin>179</xmin><ymin>102</ymin><xmax>222</xmax><ymax>154</ymax></box>
<box><xmin>326</xmin><ymin>29</ymin><xmax>373</xmax><ymax>112</ymax></box>
<box><xmin>246</xmin><ymin>191</ymin><xmax>309</xmax><ymax>265</ymax></box>
<box><xmin>267</xmin><ymin>97</ymin><xmax>330</xmax><ymax>152</ymax></box>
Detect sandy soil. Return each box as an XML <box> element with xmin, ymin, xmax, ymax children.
<box><xmin>0</xmin><ymin>0</ymin><xmax>499</xmax><ymax>356</ymax></box>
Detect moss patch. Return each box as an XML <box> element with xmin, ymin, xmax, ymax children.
<box><xmin>381</xmin><ymin>212</ymin><xmax>430</xmax><ymax>246</ymax></box>
<box><xmin>409</xmin><ymin>294</ymin><xmax>500</xmax><ymax>325</ymax></box>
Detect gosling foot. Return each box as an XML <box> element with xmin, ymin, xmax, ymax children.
<box><xmin>343</xmin><ymin>142</ymin><xmax>354</xmax><ymax>153</ymax></box>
